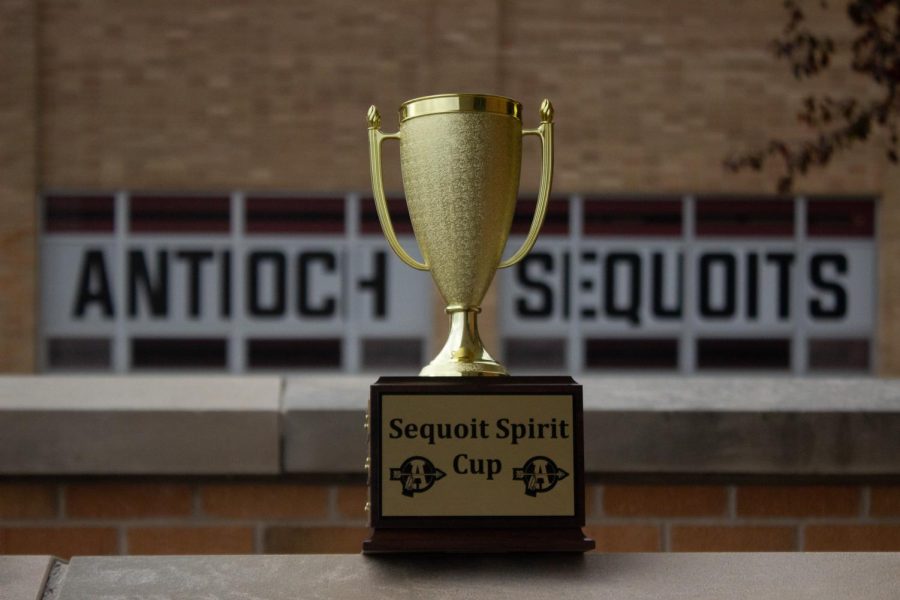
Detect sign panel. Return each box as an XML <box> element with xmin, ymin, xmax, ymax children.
<box><xmin>40</xmin><ymin>193</ymin><xmax>876</xmax><ymax>373</ymax></box>
<box><xmin>42</xmin><ymin>236</ymin><xmax>428</xmax><ymax>337</ymax></box>
<box><xmin>379</xmin><ymin>393</ymin><xmax>576</xmax><ymax>517</ymax></box>
<box><xmin>40</xmin><ymin>193</ymin><xmax>434</xmax><ymax>373</ymax></box>
<box><xmin>501</xmin><ymin>238</ymin><xmax>874</xmax><ymax>336</ymax></box>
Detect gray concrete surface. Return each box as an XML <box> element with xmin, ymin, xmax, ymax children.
<box><xmin>0</xmin><ymin>377</ymin><xmax>281</xmax><ymax>474</ymax></box>
<box><xmin>2</xmin><ymin>375</ymin><xmax>899</xmax><ymax>476</ymax></box>
<box><xmin>282</xmin><ymin>376</ymin><xmax>370</xmax><ymax>473</ymax></box>
<box><xmin>12</xmin><ymin>553</ymin><xmax>895</xmax><ymax>600</ymax></box>
<box><xmin>0</xmin><ymin>556</ymin><xmax>56</xmax><ymax>600</ymax></box>
<box><xmin>282</xmin><ymin>376</ymin><xmax>900</xmax><ymax>474</ymax></box>
<box><xmin>583</xmin><ymin>409</ymin><xmax>900</xmax><ymax>474</ymax></box>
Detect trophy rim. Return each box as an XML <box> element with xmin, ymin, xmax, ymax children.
<box><xmin>399</xmin><ymin>93</ymin><xmax>521</xmax><ymax>123</ymax></box>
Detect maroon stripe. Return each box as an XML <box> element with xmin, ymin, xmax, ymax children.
<box><xmin>585</xmin><ymin>338</ymin><xmax>679</xmax><ymax>369</ymax></box>
<box><xmin>131</xmin><ymin>338</ymin><xmax>227</xmax><ymax>369</ymax></box>
<box><xmin>247</xmin><ymin>338</ymin><xmax>341</xmax><ymax>368</ymax></box>
<box><xmin>246</xmin><ymin>197</ymin><xmax>344</xmax><ymax>234</ymax></box>
<box><xmin>697</xmin><ymin>338</ymin><xmax>790</xmax><ymax>369</ymax></box>
<box><xmin>45</xmin><ymin>195</ymin><xmax>115</xmax><ymax>233</ymax></box>
<box><xmin>808</xmin><ymin>338</ymin><xmax>870</xmax><ymax>371</ymax></box>
<box><xmin>511</xmin><ymin>197</ymin><xmax>569</xmax><ymax>235</ymax></box>
<box><xmin>696</xmin><ymin>199</ymin><xmax>793</xmax><ymax>237</ymax></box>
<box><xmin>807</xmin><ymin>199</ymin><xmax>874</xmax><ymax>237</ymax></box>
<box><xmin>130</xmin><ymin>196</ymin><xmax>230</xmax><ymax>233</ymax></box>
<box><xmin>130</xmin><ymin>221</ymin><xmax>230</xmax><ymax>233</ymax></box>
<box><xmin>360</xmin><ymin>197</ymin><xmax>414</xmax><ymax>235</ymax></box>
<box><xmin>583</xmin><ymin>199</ymin><xmax>681</xmax><ymax>236</ymax></box>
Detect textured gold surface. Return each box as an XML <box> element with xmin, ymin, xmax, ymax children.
<box><xmin>400</xmin><ymin>93</ymin><xmax>521</xmax><ymax>123</ymax></box>
<box><xmin>401</xmin><ymin>111</ymin><xmax>521</xmax><ymax>308</ymax></box>
<box><xmin>367</xmin><ymin>108</ymin><xmax>426</xmax><ymax>270</ymax></box>
<box><xmin>367</xmin><ymin>94</ymin><xmax>554</xmax><ymax>376</ymax></box>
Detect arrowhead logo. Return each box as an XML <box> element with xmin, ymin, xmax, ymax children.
<box><xmin>513</xmin><ymin>456</ymin><xmax>569</xmax><ymax>497</ymax></box>
<box><xmin>389</xmin><ymin>456</ymin><xmax>446</xmax><ymax>497</ymax></box>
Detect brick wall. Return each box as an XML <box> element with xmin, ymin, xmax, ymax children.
<box><xmin>2</xmin><ymin>480</ymin><xmax>898</xmax><ymax>557</ymax></box>
<box><xmin>35</xmin><ymin>0</ymin><xmax>883</xmax><ymax>193</ymax></box>
<box><xmin>4</xmin><ymin>0</ymin><xmax>900</xmax><ymax>372</ymax></box>
<box><xmin>0</xmin><ymin>0</ymin><xmax>38</xmax><ymax>373</ymax></box>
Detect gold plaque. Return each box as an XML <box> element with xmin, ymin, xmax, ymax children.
<box><xmin>380</xmin><ymin>394</ymin><xmax>575</xmax><ymax>517</ymax></box>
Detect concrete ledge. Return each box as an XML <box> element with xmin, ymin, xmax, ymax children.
<box><xmin>282</xmin><ymin>376</ymin><xmax>900</xmax><ymax>475</ymax></box>
<box><xmin>12</xmin><ymin>554</ymin><xmax>897</xmax><ymax>599</ymax></box>
<box><xmin>282</xmin><ymin>376</ymin><xmax>370</xmax><ymax>474</ymax></box>
<box><xmin>0</xmin><ymin>556</ymin><xmax>57</xmax><ymax>600</ymax></box>
<box><xmin>0</xmin><ymin>377</ymin><xmax>281</xmax><ymax>474</ymax></box>
<box><xmin>582</xmin><ymin>378</ymin><xmax>900</xmax><ymax>475</ymax></box>
<box><xmin>2</xmin><ymin>376</ymin><xmax>899</xmax><ymax>476</ymax></box>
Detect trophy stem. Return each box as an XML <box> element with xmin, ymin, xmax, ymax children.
<box><xmin>419</xmin><ymin>306</ymin><xmax>508</xmax><ymax>377</ymax></box>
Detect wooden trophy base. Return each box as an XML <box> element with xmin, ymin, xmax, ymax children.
<box><xmin>364</xmin><ymin>376</ymin><xmax>594</xmax><ymax>554</ymax></box>
<box><xmin>363</xmin><ymin>527</ymin><xmax>595</xmax><ymax>554</ymax></box>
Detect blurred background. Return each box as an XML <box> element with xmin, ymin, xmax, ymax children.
<box><xmin>1</xmin><ymin>0</ymin><xmax>898</xmax><ymax>558</ymax></box>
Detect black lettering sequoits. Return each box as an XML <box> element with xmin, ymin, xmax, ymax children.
<box><xmin>515</xmin><ymin>252</ymin><xmax>555</xmax><ymax>317</ymax></box>
<box><xmin>510</xmin><ymin>249</ymin><xmax>852</xmax><ymax>324</ymax></box>
<box><xmin>809</xmin><ymin>253</ymin><xmax>848</xmax><ymax>319</ymax></box>
<box><xmin>605</xmin><ymin>252</ymin><xmax>642</xmax><ymax>325</ymax></box>
<box><xmin>651</xmin><ymin>252</ymin><xmax>683</xmax><ymax>318</ymax></box>
<box><xmin>699</xmin><ymin>253</ymin><xmax>736</xmax><ymax>318</ymax></box>
<box><xmin>766</xmin><ymin>252</ymin><xmax>794</xmax><ymax>319</ymax></box>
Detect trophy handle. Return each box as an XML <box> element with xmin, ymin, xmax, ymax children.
<box><xmin>367</xmin><ymin>105</ymin><xmax>429</xmax><ymax>271</ymax></box>
<box><xmin>498</xmin><ymin>99</ymin><xmax>554</xmax><ymax>269</ymax></box>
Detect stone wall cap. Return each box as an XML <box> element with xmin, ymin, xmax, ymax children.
<box><xmin>0</xmin><ymin>376</ymin><xmax>282</xmax><ymax>411</ymax></box>
<box><xmin>0</xmin><ymin>555</ymin><xmax>57</xmax><ymax>600</ymax></box>
<box><xmin>283</xmin><ymin>375</ymin><xmax>900</xmax><ymax>412</ymax></box>
<box><xmin>580</xmin><ymin>376</ymin><xmax>900</xmax><ymax>412</ymax></box>
<box><xmin>28</xmin><ymin>553</ymin><xmax>900</xmax><ymax>599</ymax></box>
<box><xmin>283</xmin><ymin>375</ymin><xmax>371</xmax><ymax>410</ymax></box>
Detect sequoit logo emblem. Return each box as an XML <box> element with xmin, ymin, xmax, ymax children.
<box><xmin>513</xmin><ymin>456</ymin><xmax>568</xmax><ymax>497</ymax></box>
<box><xmin>390</xmin><ymin>456</ymin><xmax>446</xmax><ymax>497</ymax></box>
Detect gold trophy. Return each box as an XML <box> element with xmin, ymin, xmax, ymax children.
<box><xmin>366</xmin><ymin>93</ymin><xmax>553</xmax><ymax>376</ymax></box>
<box><xmin>363</xmin><ymin>94</ymin><xmax>591</xmax><ymax>553</ymax></box>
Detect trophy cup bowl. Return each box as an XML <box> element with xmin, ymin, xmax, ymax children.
<box><xmin>367</xmin><ymin>93</ymin><xmax>554</xmax><ymax>376</ymax></box>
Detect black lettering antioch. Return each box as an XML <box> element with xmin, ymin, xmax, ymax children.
<box><xmin>73</xmin><ymin>249</ymin><xmax>114</xmax><ymax>318</ymax></box>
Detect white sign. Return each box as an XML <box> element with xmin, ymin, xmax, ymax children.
<box><xmin>41</xmin><ymin>235</ymin><xmax>431</xmax><ymax>339</ymax></box>
<box><xmin>40</xmin><ymin>193</ymin><xmax>876</xmax><ymax>373</ymax></box>
<box><xmin>500</xmin><ymin>237</ymin><xmax>875</xmax><ymax>337</ymax></box>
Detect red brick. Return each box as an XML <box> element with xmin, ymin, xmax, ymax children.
<box><xmin>67</xmin><ymin>483</ymin><xmax>193</xmax><ymax>518</ymax></box>
<box><xmin>336</xmin><ymin>486</ymin><xmax>367</xmax><ymax>519</ymax></box>
<box><xmin>870</xmin><ymin>486</ymin><xmax>900</xmax><ymax>516</ymax></box>
<box><xmin>0</xmin><ymin>483</ymin><xmax>57</xmax><ymax>518</ymax></box>
<box><xmin>805</xmin><ymin>525</ymin><xmax>900</xmax><ymax>551</ymax></box>
<box><xmin>585</xmin><ymin>486</ymin><xmax>598</xmax><ymax>517</ymax></box>
<box><xmin>585</xmin><ymin>524</ymin><xmax>660</xmax><ymax>552</ymax></box>
<box><xmin>201</xmin><ymin>483</ymin><xmax>328</xmax><ymax>519</ymax></box>
<box><xmin>265</xmin><ymin>527</ymin><xmax>369</xmax><ymax>554</ymax></box>
<box><xmin>0</xmin><ymin>527</ymin><xmax>118</xmax><ymax>559</ymax></box>
<box><xmin>128</xmin><ymin>527</ymin><xmax>254</xmax><ymax>555</ymax></box>
<box><xmin>603</xmin><ymin>485</ymin><xmax>727</xmax><ymax>517</ymax></box>
<box><xmin>737</xmin><ymin>485</ymin><xmax>860</xmax><ymax>517</ymax></box>
<box><xmin>671</xmin><ymin>526</ymin><xmax>796</xmax><ymax>552</ymax></box>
